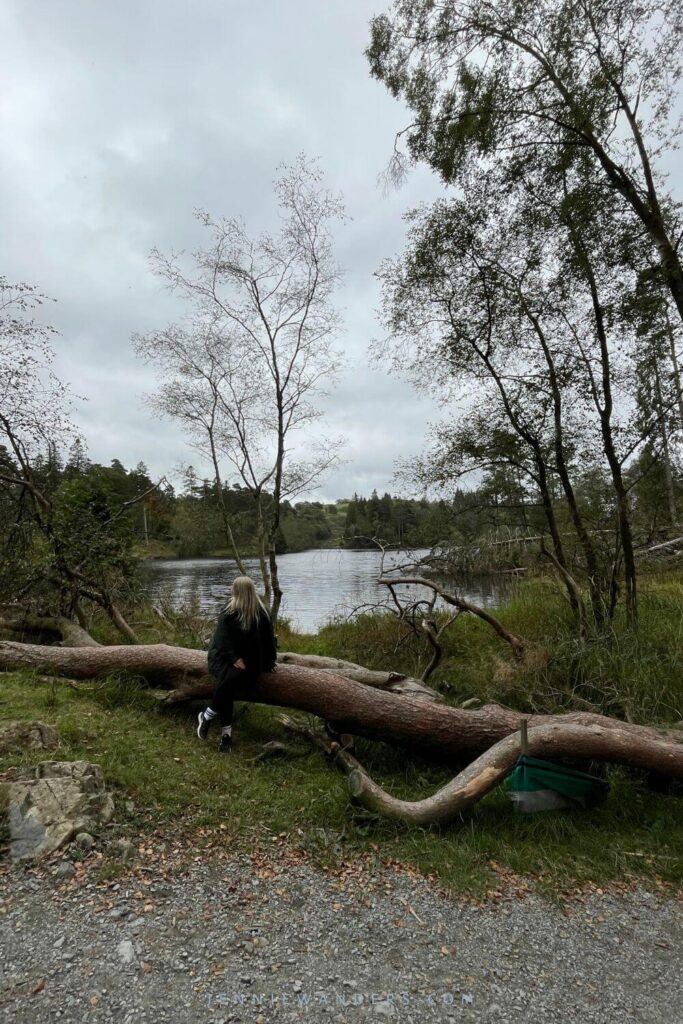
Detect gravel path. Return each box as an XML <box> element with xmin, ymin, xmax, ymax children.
<box><xmin>1</xmin><ymin>849</ymin><xmax>681</xmax><ymax>1024</ymax></box>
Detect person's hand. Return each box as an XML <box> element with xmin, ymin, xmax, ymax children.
<box><xmin>233</xmin><ymin>658</ymin><xmax>246</xmax><ymax>670</ymax></box>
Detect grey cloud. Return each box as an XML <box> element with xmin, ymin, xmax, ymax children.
<box><xmin>1</xmin><ymin>0</ymin><xmax>445</xmax><ymax>499</ymax></box>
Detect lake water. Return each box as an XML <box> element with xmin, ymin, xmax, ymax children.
<box><xmin>140</xmin><ymin>549</ymin><xmax>512</xmax><ymax>633</ymax></box>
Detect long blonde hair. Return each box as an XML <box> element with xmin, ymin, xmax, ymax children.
<box><xmin>226</xmin><ymin>575</ymin><xmax>268</xmax><ymax>628</ymax></box>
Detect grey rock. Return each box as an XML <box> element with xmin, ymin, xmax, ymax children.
<box><xmin>7</xmin><ymin>761</ymin><xmax>114</xmax><ymax>861</ymax></box>
<box><xmin>116</xmin><ymin>939</ymin><xmax>136</xmax><ymax>965</ymax></box>
<box><xmin>53</xmin><ymin>861</ymin><xmax>76</xmax><ymax>880</ymax></box>
<box><xmin>0</xmin><ymin>720</ymin><xmax>58</xmax><ymax>754</ymax></box>
<box><xmin>74</xmin><ymin>831</ymin><xmax>95</xmax><ymax>851</ymax></box>
<box><xmin>109</xmin><ymin>906</ymin><xmax>131</xmax><ymax>920</ymax></box>
<box><xmin>113</xmin><ymin>838</ymin><xmax>136</xmax><ymax>863</ymax></box>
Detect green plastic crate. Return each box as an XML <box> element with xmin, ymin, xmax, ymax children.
<box><xmin>503</xmin><ymin>755</ymin><xmax>610</xmax><ymax>813</ymax></box>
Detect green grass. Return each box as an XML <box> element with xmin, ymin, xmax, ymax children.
<box><xmin>2</xmin><ymin>570</ymin><xmax>682</xmax><ymax>894</ymax></box>
<box><xmin>1</xmin><ymin>656</ymin><xmax>681</xmax><ymax>896</ymax></box>
<box><xmin>281</xmin><ymin>574</ymin><xmax>683</xmax><ymax>726</ymax></box>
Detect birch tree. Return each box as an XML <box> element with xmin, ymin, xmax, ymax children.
<box><xmin>135</xmin><ymin>156</ymin><xmax>345</xmax><ymax>622</ymax></box>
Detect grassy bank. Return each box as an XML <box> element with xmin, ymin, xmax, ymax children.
<box><xmin>1</xmin><ymin>575</ymin><xmax>682</xmax><ymax>896</ymax></box>
<box><xmin>282</xmin><ymin>574</ymin><xmax>683</xmax><ymax>726</ymax></box>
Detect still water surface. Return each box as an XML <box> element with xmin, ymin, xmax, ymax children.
<box><xmin>141</xmin><ymin>549</ymin><xmax>511</xmax><ymax>633</ymax></box>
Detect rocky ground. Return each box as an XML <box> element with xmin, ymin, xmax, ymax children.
<box><xmin>1</xmin><ymin>843</ymin><xmax>681</xmax><ymax>1024</ymax></box>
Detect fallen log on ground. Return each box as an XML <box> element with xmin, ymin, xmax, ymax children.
<box><xmin>0</xmin><ymin>624</ymin><xmax>440</xmax><ymax>699</ymax></box>
<box><xmin>0</xmin><ymin>615</ymin><xmax>101</xmax><ymax>648</ymax></box>
<box><xmin>279</xmin><ymin>715</ymin><xmax>683</xmax><ymax>825</ymax></box>
<box><xmin>345</xmin><ymin>722</ymin><xmax>681</xmax><ymax>824</ymax></box>
<box><xmin>276</xmin><ymin>712</ymin><xmax>359</xmax><ymax>768</ymax></box>
<box><xmin>1</xmin><ymin>640</ymin><xmax>682</xmax><ymax>777</ymax></box>
<box><xmin>276</xmin><ymin>651</ymin><xmax>442</xmax><ymax>700</ymax></box>
<box><xmin>0</xmin><ymin>640</ymin><xmax>441</xmax><ymax>701</ymax></box>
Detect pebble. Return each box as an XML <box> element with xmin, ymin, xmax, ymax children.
<box><xmin>109</xmin><ymin>906</ymin><xmax>131</xmax><ymax>920</ymax></box>
<box><xmin>1</xmin><ymin>854</ymin><xmax>681</xmax><ymax>1024</ymax></box>
<box><xmin>116</xmin><ymin>940</ymin><xmax>136</xmax><ymax>965</ymax></box>
<box><xmin>74</xmin><ymin>832</ymin><xmax>95</xmax><ymax>851</ymax></box>
<box><xmin>53</xmin><ymin>862</ymin><xmax>75</xmax><ymax>881</ymax></box>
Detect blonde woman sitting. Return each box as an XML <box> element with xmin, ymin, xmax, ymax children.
<box><xmin>197</xmin><ymin>576</ymin><xmax>277</xmax><ymax>752</ymax></box>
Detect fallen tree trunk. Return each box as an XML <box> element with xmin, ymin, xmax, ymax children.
<box><xmin>346</xmin><ymin>722</ymin><xmax>681</xmax><ymax>824</ymax></box>
<box><xmin>1</xmin><ymin>640</ymin><xmax>682</xmax><ymax>777</ymax></box>
<box><xmin>0</xmin><ymin>615</ymin><xmax>100</xmax><ymax>648</ymax></box>
<box><xmin>279</xmin><ymin>715</ymin><xmax>683</xmax><ymax>825</ymax></box>
<box><xmin>276</xmin><ymin>651</ymin><xmax>442</xmax><ymax>701</ymax></box>
<box><xmin>0</xmin><ymin>641</ymin><xmax>208</xmax><ymax>689</ymax></box>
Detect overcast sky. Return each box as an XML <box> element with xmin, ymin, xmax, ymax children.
<box><xmin>1</xmin><ymin>0</ymin><xmax>449</xmax><ymax>501</ymax></box>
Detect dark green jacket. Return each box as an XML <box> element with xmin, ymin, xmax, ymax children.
<box><xmin>207</xmin><ymin>606</ymin><xmax>277</xmax><ymax>680</ymax></box>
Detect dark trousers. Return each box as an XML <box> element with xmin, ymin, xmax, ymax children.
<box><xmin>208</xmin><ymin>665</ymin><xmax>254</xmax><ymax>727</ymax></box>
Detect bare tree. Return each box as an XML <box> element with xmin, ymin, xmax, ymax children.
<box><xmin>135</xmin><ymin>156</ymin><xmax>346</xmax><ymax>622</ymax></box>
<box><xmin>0</xmin><ymin>277</ymin><xmax>66</xmax><ymax>462</ymax></box>
<box><xmin>134</xmin><ymin>323</ymin><xmax>252</xmax><ymax>574</ymax></box>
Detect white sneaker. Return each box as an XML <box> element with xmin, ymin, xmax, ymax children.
<box><xmin>197</xmin><ymin>710</ymin><xmax>211</xmax><ymax>740</ymax></box>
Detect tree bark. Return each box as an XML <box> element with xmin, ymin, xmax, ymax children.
<box><xmin>347</xmin><ymin>721</ymin><xmax>683</xmax><ymax>824</ymax></box>
<box><xmin>276</xmin><ymin>652</ymin><xmax>443</xmax><ymax>700</ymax></box>
<box><xmin>539</xmin><ymin>543</ymin><xmax>587</xmax><ymax>633</ymax></box>
<box><xmin>564</xmin><ymin>207</ymin><xmax>638</xmax><ymax>624</ymax></box>
<box><xmin>653</xmin><ymin>356</ymin><xmax>678</xmax><ymax>526</ymax></box>
<box><xmin>1</xmin><ymin>640</ymin><xmax>681</xmax><ymax>777</ymax></box>
<box><xmin>0</xmin><ymin>615</ymin><xmax>101</xmax><ymax>648</ymax></box>
<box><xmin>665</xmin><ymin>307</ymin><xmax>683</xmax><ymax>434</ymax></box>
<box><xmin>207</xmin><ymin>396</ymin><xmax>248</xmax><ymax>575</ymax></box>
<box><xmin>103</xmin><ymin>599</ymin><xmax>140</xmax><ymax>645</ymax></box>
<box><xmin>524</xmin><ymin>303</ymin><xmax>604</xmax><ymax>625</ymax></box>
